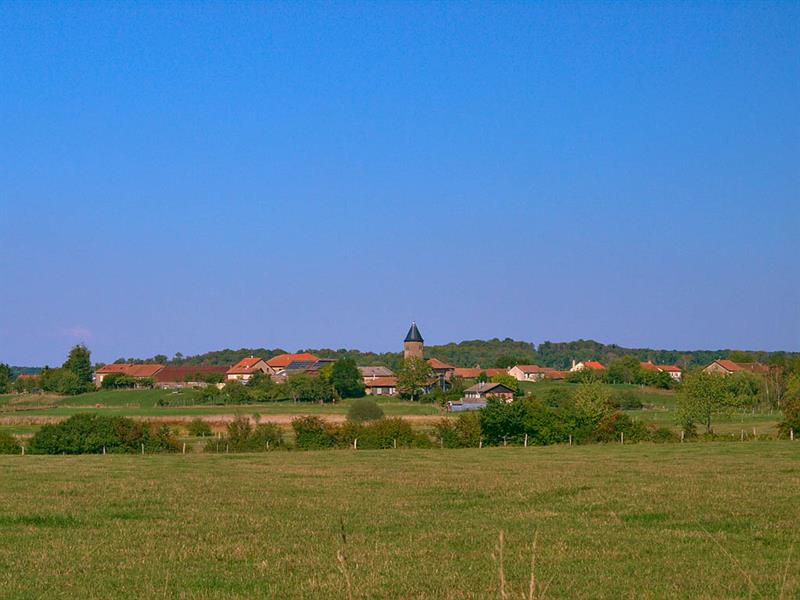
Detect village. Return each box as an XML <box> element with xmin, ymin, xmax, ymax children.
<box><xmin>81</xmin><ymin>322</ymin><xmax>780</xmax><ymax>412</ymax></box>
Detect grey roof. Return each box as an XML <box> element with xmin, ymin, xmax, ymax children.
<box><xmin>404</xmin><ymin>321</ymin><xmax>424</xmax><ymax>343</ymax></box>
<box><xmin>358</xmin><ymin>366</ymin><xmax>395</xmax><ymax>377</ymax></box>
<box><xmin>464</xmin><ymin>382</ymin><xmax>515</xmax><ymax>394</ymax></box>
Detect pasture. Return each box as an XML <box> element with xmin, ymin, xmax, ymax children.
<box><xmin>1</xmin><ymin>442</ymin><xmax>798</xmax><ymax>599</ymax></box>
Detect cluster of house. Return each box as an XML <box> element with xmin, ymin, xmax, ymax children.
<box><xmin>93</xmin><ymin>352</ymin><xmax>333</xmax><ymax>388</ymax></box>
<box><xmin>90</xmin><ymin>324</ymin><xmax>774</xmax><ymax>411</ymax></box>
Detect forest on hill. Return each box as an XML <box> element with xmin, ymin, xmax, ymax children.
<box><xmin>100</xmin><ymin>338</ymin><xmax>797</xmax><ymax>370</ymax></box>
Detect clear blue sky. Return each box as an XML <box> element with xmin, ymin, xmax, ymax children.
<box><xmin>1</xmin><ymin>2</ymin><xmax>798</xmax><ymax>365</ymax></box>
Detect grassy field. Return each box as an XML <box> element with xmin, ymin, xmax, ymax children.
<box><xmin>0</xmin><ymin>383</ymin><xmax>783</xmax><ymax>440</ymax></box>
<box><xmin>1</xmin><ymin>443</ymin><xmax>798</xmax><ymax>599</ymax></box>
<box><xmin>0</xmin><ymin>389</ymin><xmax>441</xmax><ymax>418</ymax></box>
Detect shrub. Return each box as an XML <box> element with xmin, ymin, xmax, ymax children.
<box><xmin>436</xmin><ymin>412</ymin><xmax>481</xmax><ymax>448</ymax></box>
<box><xmin>0</xmin><ymin>431</ymin><xmax>21</xmax><ymax>454</ymax></box>
<box><xmin>206</xmin><ymin>416</ymin><xmax>286</xmax><ymax>452</ymax></box>
<box><xmin>346</xmin><ymin>398</ymin><xmax>384</xmax><ymax>422</ymax></box>
<box><xmin>591</xmin><ymin>411</ymin><xmax>650</xmax><ymax>443</ymax></box>
<box><xmin>187</xmin><ymin>419</ymin><xmax>212</xmax><ymax>437</ymax></box>
<box><xmin>292</xmin><ymin>416</ymin><xmax>337</xmax><ymax>449</ymax></box>
<box><xmin>612</xmin><ymin>389</ymin><xmax>643</xmax><ymax>410</ymax></box>
<box><xmin>778</xmin><ymin>374</ymin><xmax>800</xmax><ymax>438</ymax></box>
<box><xmin>360</xmin><ymin>418</ymin><xmax>425</xmax><ymax>449</ymax></box>
<box><xmin>28</xmin><ymin>414</ymin><xmax>179</xmax><ymax>454</ymax></box>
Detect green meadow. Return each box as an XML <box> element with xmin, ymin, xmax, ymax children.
<box><xmin>1</xmin><ymin>442</ymin><xmax>798</xmax><ymax>599</ymax></box>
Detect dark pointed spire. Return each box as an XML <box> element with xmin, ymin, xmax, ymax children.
<box><xmin>404</xmin><ymin>321</ymin><xmax>424</xmax><ymax>343</ymax></box>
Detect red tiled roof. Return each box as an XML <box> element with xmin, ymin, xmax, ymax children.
<box><xmin>364</xmin><ymin>377</ymin><xmax>397</xmax><ymax>387</ymax></box>
<box><xmin>640</xmin><ymin>361</ymin><xmax>658</xmax><ymax>371</ymax></box>
<box><xmin>96</xmin><ymin>364</ymin><xmax>165</xmax><ymax>378</ymax></box>
<box><xmin>454</xmin><ymin>367</ymin><xmax>482</xmax><ymax>379</ymax></box>
<box><xmin>657</xmin><ymin>364</ymin><xmax>681</xmax><ymax>372</ymax></box>
<box><xmin>482</xmin><ymin>368</ymin><xmax>507</xmax><ymax>377</ymax></box>
<box><xmin>513</xmin><ymin>364</ymin><xmax>547</xmax><ymax>373</ymax></box>
<box><xmin>714</xmin><ymin>359</ymin><xmax>743</xmax><ymax>372</ymax></box>
<box><xmin>427</xmin><ymin>358</ymin><xmax>455</xmax><ymax>370</ymax></box>
<box><xmin>16</xmin><ymin>373</ymin><xmax>40</xmax><ymax>379</ymax></box>
<box><xmin>154</xmin><ymin>365</ymin><xmax>229</xmax><ymax>383</ymax></box>
<box><xmin>583</xmin><ymin>361</ymin><xmax>605</xmax><ymax>370</ymax></box>
<box><xmin>266</xmin><ymin>353</ymin><xmax>318</xmax><ymax>368</ymax></box>
<box><xmin>715</xmin><ymin>360</ymin><xmax>769</xmax><ymax>374</ymax></box>
<box><xmin>227</xmin><ymin>357</ymin><xmax>267</xmax><ymax>375</ymax></box>
<box><xmin>546</xmin><ymin>370</ymin><xmax>567</xmax><ymax>380</ymax></box>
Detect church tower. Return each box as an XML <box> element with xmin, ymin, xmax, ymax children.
<box><xmin>403</xmin><ymin>321</ymin><xmax>424</xmax><ymax>361</ymax></box>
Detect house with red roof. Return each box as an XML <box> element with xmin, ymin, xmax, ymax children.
<box><xmin>703</xmin><ymin>359</ymin><xmax>770</xmax><ymax>376</ymax></box>
<box><xmin>569</xmin><ymin>360</ymin><xmax>605</xmax><ymax>372</ymax></box>
<box><xmin>364</xmin><ymin>376</ymin><xmax>398</xmax><ymax>396</ymax></box>
<box><xmin>94</xmin><ymin>363</ymin><xmax>165</xmax><ymax>387</ymax></box>
<box><xmin>641</xmin><ymin>361</ymin><xmax>682</xmax><ymax>381</ymax></box>
<box><xmin>508</xmin><ymin>364</ymin><xmax>564</xmax><ymax>382</ymax></box>
<box><xmin>154</xmin><ymin>365</ymin><xmax>230</xmax><ymax>388</ymax></box>
<box><xmin>225</xmin><ymin>357</ymin><xmax>270</xmax><ymax>382</ymax></box>
<box><xmin>427</xmin><ymin>358</ymin><xmax>455</xmax><ymax>382</ymax></box>
<box><xmin>265</xmin><ymin>353</ymin><xmax>319</xmax><ymax>375</ymax></box>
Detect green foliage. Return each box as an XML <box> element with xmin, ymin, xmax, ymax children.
<box><xmin>611</xmin><ymin>389</ymin><xmax>644</xmax><ymax>410</ymax></box>
<box><xmin>187</xmin><ymin>419</ymin><xmax>212</xmax><ymax>437</ymax></box>
<box><xmin>479</xmin><ymin>397</ymin><xmax>595</xmax><ymax>446</ymax></box>
<box><xmin>285</xmin><ymin>374</ymin><xmax>338</xmax><ymax>403</ymax></box>
<box><xmin>346</xmin><ymin>398</ymin><xmax>384</xmax><ymax>422</ymax></box>
<box><xmin>13</xmin><ymin>375</ymin><xmax>41</xmax><ymax>394</ymax></box>
<box><xmin>396</xmin><ymin>357</ymin><xmax>433</xmax><ymax>401</ymax></box>
<box><xmin>183</xmin><ymin>372</ymin><xmax>225</xmax><ymax>384</ymax></box>
<box><xmin>572</xmin><ymin>382</ymin><xmax>613</xmax><ymax>422</ymax></box>
<box><xmin>678</xmin><ymin>372</ymin><xmax>759</xmax><ymax>433</ymax></box>
<box><xmin>206</xmin><ymin>416</ymin><xmax>285</xmax><ymax>452</ymax></box>
<box><xmin>339</xmin><ymin>418</ymin><xmax>429</xmax><ymax>449</ymax></box>
<box><xmin>778</xmin><ymin>374</ymin><xmax>800</xmax><ymax>437</ymax></box>
<box><xmin>28</xmin><ymin>414</ymin><xmax>179</xmax><ymax>454</ymax></box>
<box><xmin>0</xmin><ymin>431</ymin><xmax>21</xmax><ymax>454</ymax></box>
<box><xmin>0</xmin><ymin>363</ymin><xmax>11</xmax><ymax>393</ymax></box>
<box><xmin>63</xmin><ymin>344</ymin><xmax>93</xmax><ymax>385</ymax></box>
<box><xmin>436</xmin><ymin>412</ymin><xmax>482</xmax><ymax>448</ymax></box>
<box><xmin>40</xmin><ymin>367</ymin><xmax>86</xmax><ymax>395</ymax></box>
<box><xmin>591</xmin><ymin>412</ymin><xmax>650</xmax><ymax>443</ymax></box>
<box><xmin>606</xmin><ymin>356</ymin><xmax>643</xmax><ymax>384</ymax></box>
<box><xmin>101</xmin><ymin>373</ymin><xmax>153</xmax><ymax>389</ymax></box>
<box><xmin>565</xmin><ymin>368</ymin><xmax>607</xmax><ymax>384</ymax></box>
<box><xmin>292</xmin><ymin>416</ymin><xmax>338</xmax><ymax>449</ymax></box>
<box><xmin>330</xmin><ymin>358</ymin><xmax>365</xmax><ymax>398</ymax></box>
<box><xmin>490</xmin><ymin>372</ymin><xmax>520</xmax><ymax>395</ymax></box>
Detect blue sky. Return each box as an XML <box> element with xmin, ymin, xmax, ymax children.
<box><xmin>1</xmin><ymin>2</ymin><xmax>798</xmax><ymax>365</ymax></box>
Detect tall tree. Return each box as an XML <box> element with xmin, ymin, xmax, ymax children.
<box><xmin>396</xmin><ymin>357</ymin><xmax>433</xmax><ymax>401</ymax></box>
<box><xmin>0</xmin><ymin>363</ymin><xmax>11</xmax><ymax>393</ymax></box>
<box><xmin>677</xmin><ymin>372</ymin><xmax>755</xmax><ymax>434</ymax></box>
<box><xmin>63</xmin><ymin>345</ymin><xmax>93</xmax><ymax>385</ymax></box>
<box><xmin>330</xmin><ymin>358</ymin><xmax>365</xmax><ymax>398</ymax></box>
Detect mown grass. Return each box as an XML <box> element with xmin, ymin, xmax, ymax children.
<box><xmin>1</xmin><ymin>442</ymin><xmax>798</xmax><ymax>599</ymax></box>
<box><xmin>0</xmin><ymin>389</ymin><xmax>441</xmax><ymax>417</ymax></box>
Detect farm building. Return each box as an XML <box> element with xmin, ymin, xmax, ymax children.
<box><xmin>153</xmin><ymin>365</ymin><xmax>229</xmax><ymax>388</ymax></box>
<box><xmin>225</xmin><ymin>357</ymin><xmax>270</xmax><ymax>382</ymax></box>
<box><xmin>94</xmin><ymin>363</ymin><xmax>165</xmax><ymax>387</ymax></box>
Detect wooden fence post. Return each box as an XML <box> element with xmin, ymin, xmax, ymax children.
<box><xmin>182</xmin><ymin>443</ymin><xmax>186</xmax><ymax>455</ymax></box>
<box><xmin>354</xmin><ymin>438</ymin><xmax>358</xmax><ymax>450</ymax></box>
<box><xmin>479</xmin><ymin>437</ymin><xmax>483</xmax><ymax>449</ymax></box>
<box><xmin>524</xmin><ymin>433</ymin><xmax>528</xmax><ymax>448</ymax></box>
<box><xmin>791</xmin><ymin>429</ymin><xmax>795</xmax><ymax>441</ymax></box>
<box><xmin>21</xmin><ymin>445</ymin><xmax>25</xmax><ymax>456</ymax></box>
<box><xmin>680</xmin><ymin>430</ymin><xmax>684</xmax><ymax>443</ymax></box>
<box><xmin>141</xmin><ymin>443</ymin><xmax>144</xmax><ymax>455</ymax></box>
<box><xmin>393</xmin><ymin>438</ymin><xmax>397</xmax><ymax>449</ymax></box>
<box><xmin>741</xmin><ymin>429</ymin><xmax>744</xmax><ymax>442</ymax></box>
<box><xmin>569</xmin><ymin>435</ymin><xmax>572</xmax><ymax>446</ymax></box>
<box><xmin>620</xmin><ymin>431</ymin><xmax>624</xmax><ymax>445</ymax></box>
